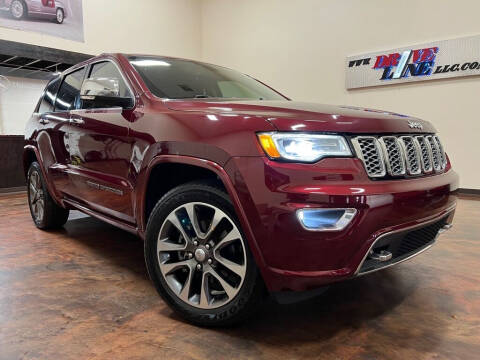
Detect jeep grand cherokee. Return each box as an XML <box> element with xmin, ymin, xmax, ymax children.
<box><xmin>24</xmin><ymin>53</ymin><xmax>458</xmax><ymax>326</ymax></box>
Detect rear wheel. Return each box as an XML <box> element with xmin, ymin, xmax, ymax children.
<box><xmin>145</xmin><ymin>181</ymin><xmax>264</xmax><ymax>326</ymax></box>
<box><xmin>27</xmin><ymin>162</ymin><xmax>69</xmax><ymax>229</ymax></box>
<box><xmin>10</xmin><ymin>0</ymin><xmax>25</xmax><ymax>20</ymax></box>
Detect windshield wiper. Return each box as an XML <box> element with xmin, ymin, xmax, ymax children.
<box><xmin>194</xmin><ymin>94</ymin><xmax>211</xmax><ymax>98</ymax></box>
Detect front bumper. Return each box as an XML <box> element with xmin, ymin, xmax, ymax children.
<box><xmin>355</xmin><ymin>208</ymin><xmax>454</xmax><ymax>275</ymax></box>
<box><xmin>225</xmin><ymin>156</ymin><xmax>459</xmax><ymax>292</ymax></box>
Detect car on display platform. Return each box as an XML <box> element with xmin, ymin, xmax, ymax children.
<box><xmin>0</xmin><ymin>0</ymin><xmax>66</xmax><ymax>24</ymax></box>
<box><xmin>23</xmin><ymin>53</ymin><xmax>458</xmax><ymax>326</ymax></box>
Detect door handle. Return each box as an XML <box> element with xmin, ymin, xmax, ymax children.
<box><xmin>39</xmin><ymin>118</ymin><xmax>49</xmax><ymax>125</ymax></box>
<box><xmin>69</xmin><ymin>117</ymin><xmax>84</xmax><ymax>125</ymax></box>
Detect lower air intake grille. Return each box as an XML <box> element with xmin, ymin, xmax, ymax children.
<box><xmin>358</xmin><ymin>216</ymin><xmax>448</xmax><ymax>274</ymax></box>
<box><xmin>352</xmin><ymin>134</ymin><xmax>447</xmax><ymax>179</ymax></box>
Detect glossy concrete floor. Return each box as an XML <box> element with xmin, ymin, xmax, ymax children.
<box><xmin>0</xmin><ymin>193</ymin><xmax>479</xmax><ymax>360</ymax></box>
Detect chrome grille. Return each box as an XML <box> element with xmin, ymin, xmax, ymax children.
<box><xmin>353</xmin><ymin>135</ymin><xmax>447</xmax><ymax>179</ymax></box>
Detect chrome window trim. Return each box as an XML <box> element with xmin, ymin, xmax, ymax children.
<box><xmin>70</xmin><ymin>107</ymin><xmax>123</xmax><ymax>115</ymax></box>
<box><xmin>354</xmin><ymin>204</ymin><xmax>456</xmax><ymax>276</ymax></box>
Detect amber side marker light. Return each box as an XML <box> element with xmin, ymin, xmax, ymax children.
<box><xmin>257</xmin><ymin>134</ymin><xmax>281</xmax><ymax>158</ymax></box>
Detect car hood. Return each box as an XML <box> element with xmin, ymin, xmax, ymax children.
<box><xmin>164</xmin><ymin>99</ymin><xmax>436</xmax><ymax>134</ymax></box>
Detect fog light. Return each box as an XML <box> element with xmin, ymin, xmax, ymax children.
<box><xmin>296</xmin><ymin>208</ymin><xmax>357</xmax><ymax>231</ymax></box>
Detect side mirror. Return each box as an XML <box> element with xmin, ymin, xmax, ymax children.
<box><xmin>80</xmin><ymin>77</ymin><xmax>133</xmax><ymax>109</ymax></box>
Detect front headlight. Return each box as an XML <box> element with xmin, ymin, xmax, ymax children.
<box><xmin>257</xmin><ymin>132</ymin><xmax>352</xmax><ymax>162</ymax></box>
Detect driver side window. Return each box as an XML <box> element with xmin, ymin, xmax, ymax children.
<box><xmin>80</xmin><ymin>61</ymin><xmax>132</xmax><ymax>109</ymax></box>
<box><xmin>54</xmin><ymin>67</ymin><xmax>86</xmax><ymax>112</ymax></box>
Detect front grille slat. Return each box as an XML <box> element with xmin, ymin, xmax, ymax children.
<box><xmin>426</xmin><ymin>135</ymin><xmax>443</xmax><ymax>172</ymax></box>
<box><xmin>353</xmin><ymin>134</ymin><xmax>447</xmax><ymax>179</ymax></box>
<box><xmin>399</xmin><ymin>136</ymin><xmax>421</xmax><ymax>175</ymax></box>
<box><xmin>352</xmin><ymin>137</ymin><xmax>386</xmax><ymax>177</ymax></box>
<box><xmin>379</xmin><ymin>137</ymin><xmax>406</xmax><ymax>176</ymax></box>
<box><xmin>433</xmin><ymin>135</ymin><xmax>447</xmax><ymax>169</ymax></box>
<box><xmin>414</xmin><ymin>136</ymin><xmax>433</xmax><ymax>173</ymax></box>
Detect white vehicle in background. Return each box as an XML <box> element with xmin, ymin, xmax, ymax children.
<box><xmin>0</xmin><ymin>0</ymin><xmax>67</xmax><ymax>24</ymax></box>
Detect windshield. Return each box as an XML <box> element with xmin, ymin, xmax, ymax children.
<box><xmin>128</xmin><ymin>56</ymin><xmax>286</xmax><ymax>100</ymax></box>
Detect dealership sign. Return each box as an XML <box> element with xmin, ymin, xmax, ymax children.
<box><xmin>346</xmin><ymin>35</ymin><xmax>480</xmax><ymax>89</ymax></box>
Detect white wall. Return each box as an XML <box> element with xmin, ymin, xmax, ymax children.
<box><xmin>201</xmin><ymin>0</ymin><xmax>480</xmax><ymax>189</ymax></box>
<box><xmin>1</xmin><ymin>0</ymin><xmax>478</xmax><ymax>188</ymax></box>
<box><xmin>0</xmin><ymin>0</ymin><xmax>202</xmax><ymax>58</ymax></box>
<box><xmin>0</xmin><ymin>0</ymin><xmax>202</xmax><ymax>135</ymax></box>
<box><xmin>0</xmin><ymin>76</ymin><xmax>47</xmax><ymax>134</ymax></box>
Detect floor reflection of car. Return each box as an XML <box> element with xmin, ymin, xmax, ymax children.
<box><xmin>0</xmin><ymin>0</ymin><xmax>66</xmax><ymax>23</ymax></box>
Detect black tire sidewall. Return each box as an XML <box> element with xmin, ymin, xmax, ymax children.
<box><xmin>145</xmin><ymin>183</ymin><xmax>261</xmax><ymax>326</ymax></box>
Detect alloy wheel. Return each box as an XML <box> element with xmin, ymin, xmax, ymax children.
<box><xmin>11</xmin><ymin>1</ymin><xmax>24</xmax><ymax>19</ymax></box>
<box><xmin>29</xmin><ymin>171</ymin><xmax>45</xmax><ymax>223</ymax></box>
<box><xmin>56</xmin><ymin>9</ymin><xmax>63</xmax><ymax>23</ymax></box>
<box><xmin>157</xmin><ymin>202</ymin><xmax>247</xmax><ymax>309</ymax></box>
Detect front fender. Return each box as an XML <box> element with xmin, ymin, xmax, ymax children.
<box><xmin>135</xmin><ymin>154</ymin><xmax>269</xmax><ymax>280</ymax></box>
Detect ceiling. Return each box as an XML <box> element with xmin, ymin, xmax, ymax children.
<box><xmin>0</xmin><ymin>54</ymin><xmax>73</xmax><ymax>80</ymax></box>
<box><xmin>0</xmin><ymin>39</ymin><xmax>92</xmax><ymax>80</ymax></box>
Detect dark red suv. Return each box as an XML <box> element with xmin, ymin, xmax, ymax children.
<box><xmin>24</xmin><ymin>53</ymin><xmax>458</xmax><ymax>326</ymax></box>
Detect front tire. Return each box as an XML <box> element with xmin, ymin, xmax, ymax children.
<box><xmin>10</xmin><ymin>0</ymin><xmax>25</xmax><ymax>20</ymax></box>
<box><xmin>27</xmin><ymin>162</ymin><xmax>69</xmax><ymax>229</ymax></box>
<box><xmin>55</xmin><ymin>8</ymin><xmax>64</xmax><ymax>24</ymax></box>
<box><xmin>145</xmin><ymin>181</ymin><xmax>264</xmax><ymax>326</ymax></box>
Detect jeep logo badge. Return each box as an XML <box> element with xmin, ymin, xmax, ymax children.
<box><xmin>407</xmin><ymin>120</ymin><xmax>423</xmax><ymax>130</ymax></box>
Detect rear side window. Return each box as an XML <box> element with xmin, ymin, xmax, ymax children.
<box><xmin>55</xmin><ymin>67</ymin><xmax>86</xmax><ymax>111</ymax></box>
<box><xmin>38</xmin><ymin>77</ymin><xmax>61</xmax><ymax>114</ymax></box>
